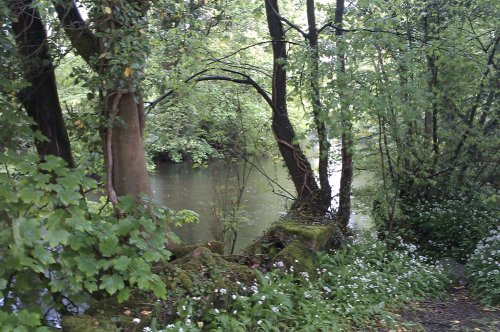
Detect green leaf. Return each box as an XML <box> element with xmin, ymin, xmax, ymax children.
<box><xmin>143</xmin><ymin>251</ymin><xmax>162</xmax><ymax>263</ymax></box>
<box><xmin>58</xmin><ymin>189</ymin><xmax>81</xmax><ymax>206</ymax></box>
<box><xmin>112</xmin><ymin>255</ymin><xmax>131</xmax><ymax>271</ymax></box>
<box><xmin>18</xmin><ymin>188</ymin><xmax>40</xmax><ymax>204</ymax></box>
<box><xmin>74</xmin><ymin>254</ymin><xmax>99</xmax><ymax>277</ymax></box>
<box><xmin>32</xmin><ymin>246</ymin><xmax>55</xmax><ymax>265</ymax></box>
<box><xmin>99</xmin><ymin>237</ymin><xmax>119</xmax><ymax>257</ymax></box>
<box><xmin>45</xmin><ymin>228</ymin><xmax>70</xmax><ymax>247</ymax></box>
<box><xmin>150</xmin><ymin>275</ymin><xmax>166</xmax><ymax>299</ymax></box>
<box><xmin>84</xmin><ymin>280</ymin><xmax>98</xmax><ymax>293</ymax></box>
<box><xmin>17</xmin><ymin>310</ymin><xmax>41</xmax><ymax>327</ymax></box>
<box><xmin>117</xmin><ymin>288</ymin><xmax>131</xmax><ymax>303</ymax></box>
<box><xmin>100</xmin><ymin>274</ymin><xmax>124</xmax><ymax>295</ymax></box>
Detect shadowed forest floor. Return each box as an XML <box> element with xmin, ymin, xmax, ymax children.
<box><xmin>396</xmin><ymin>286</ymin><xmax>499</xmax><ymax>331</ymax></box>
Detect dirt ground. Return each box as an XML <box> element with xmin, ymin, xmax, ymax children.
<box><xmin>397</xmin><ymin>285</ymin><xmax>499</xmax><ymax>331</ymax></box>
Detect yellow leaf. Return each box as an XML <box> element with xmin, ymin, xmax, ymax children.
<box><xmin>124</xmin><ymin>67</ymin><xmax>133</xmax><ymax>78</ymax></box>
<box><xmin>104</xmin><ymin>7</ymin><xmax>112</xmax><ymax>15</ymax></box>
<box><xmin>74</xmin><ymin>120</ymin><xmax>82</xmax><ymax>126</ymax></box>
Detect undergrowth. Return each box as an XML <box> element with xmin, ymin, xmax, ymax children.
<box><xmin>466</xmin><ymin>226</ymin><xmax>500</xmax><ymax>307</ymax></box>
<box><xmin>146</xmin><ymin>233</ymin><xmax>450</xmax><ymax>331</ymax></box>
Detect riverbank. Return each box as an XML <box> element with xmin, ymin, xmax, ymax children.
<box><xmin>61</xmin><ymin>232</ymin><xmax>451</xmax><ymax>331</ymax></box>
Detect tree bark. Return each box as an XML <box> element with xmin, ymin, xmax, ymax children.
<box><xmin>11</xmin><ymin>0</ymin><xmax>75</xmax><ymax>167</ymax></box>
<box><xmin>55</xmin><ymin>0</ymin><xmax>152</xmax><ymax>202</ymax></box>
<box><xmin>107</xmin><ymin>92</ymin><xmax>151</xmax><ymax>199</ymax></box>
<box><xmin>333</xmin><ymin>0</ymin><xmax>353</xmax><ymax>227</ymax></box>
<box><xmin>306</xmin><ymin>0</ymin><xmax>331</xmax><ymax>211</ymax></box>
<box><xmin>264</xmin><ymin>0</ymin><xmax>322</xmax><ymax>213</ymax></box>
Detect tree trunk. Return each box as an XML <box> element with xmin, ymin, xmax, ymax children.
<box><xmin>106</xmin><ymin>92</ymin><xmax>151</xmax><ymax>200</ymax></box>
<box><xmin>306</xmin><ymin>0</ymin><xmax>331</xmax><ymax>211</ymax></box>
<box><xmin>55</xmin><ymin>0</ymin><xmax>152</xmax><ymax>203</ymax></box>
<box><xmin>334</xmin><ymin>0</ymin><xmax>353</xmax><ymax>227</ymax></box>
<box><xmin>264</xmin><ymin>0</ymin><xmax>323</xmax><ymax>213</ymax></box>
<box><xmin>11</xmin><ymin>0</ymin><xmax>74</xmax><ymax>167</ymax></box>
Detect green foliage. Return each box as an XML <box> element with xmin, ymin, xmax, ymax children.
<box><xmin>0</xmin><ymin>101</ymin><xmax>195</xmax><ymax>327</ymax></box>
<box><xmin>150</xmin><ymin>234</ymin><xmax>449</xmax><ymax>331</ymax></box>
<box><xmin>388</xmin><ymin>186</ymin><xmax>499</xmax><ymax>263</ymax></box>
<box><xmin>0</xmin><ymin>310</ymin><xmax>51</xmax><ymax>332</ymax></box>
<box><xmin>466</xmin><ymin>227</ymin><xmax>500</xmax><ymax>306</ymax></box>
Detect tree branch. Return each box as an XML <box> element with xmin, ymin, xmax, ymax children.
<box><xmin>145</xmin><ymin>69</ymin><xmax>210</xmax><ymax>111</ymax></box>
<box><xmin>265</xmin><ymin>0</ymin><xmax>309</xmax><ymax>39</ymax></box>
<box><xmin>196</xmin><ymin>69</ymin><xmax>275</xmax><ymax>113</ymax></box>
<box><xmin>53</xmin><ymin>0</ymin><xmax>99</xmax><ymax>65</ymax></box>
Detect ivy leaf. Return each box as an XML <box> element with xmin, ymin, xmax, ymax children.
<box><xmin>100</xmin><ymin>274</ymin><xmax>124</xmax><ymax>295</ymax></box>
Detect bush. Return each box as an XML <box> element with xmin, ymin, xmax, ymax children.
<box><xmin>391</xmin><ymin>187</ymin><xmax>499</xmax><ymax>262</ymax></box>
<box><xmin>0</xmin><ymin>152</ymin><xmax>195</xmax><ymax>329</ymax></box>
<box><xmin>147</xmin><ymin>234</ymin><xmax>449</xmax><ymax>331</ymax></box>
<box><xmin>466</xmin><ymin>227</ymin><xmax>500</xmax><ymax>306</ymax></box>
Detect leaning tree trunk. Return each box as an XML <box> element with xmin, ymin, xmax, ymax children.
<box><xmin>11</xmin><ymin>0</ymin><xmax>74</xmax><ymax>167</ymax></box>
<box><xmin>264</xmin><ymin>0</ymin><xmax>323</xmax><ymax>214</ymax></box>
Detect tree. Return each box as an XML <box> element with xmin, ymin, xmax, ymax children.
<box><xmin>332</xmin><ymin>0</ymin><xmax>353</xmax><ymax>227</ymax></box>
<box><xmin>10</xmin><ymin>0</ymin><xmax>75</xmax><ymax>167</ymax></box>
<box><xmin>263</xmin><ymin>0</ymin><xmax>326</xmax><ymax>214</ymax></box>
<box><xmin>54</xmin><ymin>0</ymin><xmax>151</xmax><ymax>204</ymax></box>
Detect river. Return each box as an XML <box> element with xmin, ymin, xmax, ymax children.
<box><xmin>150</xmin><ymin>157</ymin><xmax>372</xmax><ymax>252</ymax></box>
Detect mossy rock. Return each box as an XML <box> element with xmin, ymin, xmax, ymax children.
<box><xmin>169</xmin><ymin>241</ymin><xmax>224</xmax><ymax>259</ymax></box>
<box><xmin>171</xmin><ymin>247</ymin><xmax>257</xmax><ymax>285</ymax></box>
<box><xmin>61</xmin><ymin>315</ymin><xmax>119</xmax><ymax>332</ymax></box>
<box><xmin>62</xmin><ymin>311</ymin><xmax>153</xmax><ymax>332</ymax></box>
<box><xmin>80</xmin><ymin>291</ymin><xmax>154</xmax><ymax>332</ymax></box>
<box><xmin>273</xmin><ymin>222</ymin><xmax>334</xmax><ymax>251</ymax></box>
<box><xmin>273</xmin><ymin>240</ymin><xmax>316</xmax><ymax>275</ymax></box>
<box><xmin>244</xmin><ymin>221</ymin><xmax>343</xmax><ymax>270</ymax></box>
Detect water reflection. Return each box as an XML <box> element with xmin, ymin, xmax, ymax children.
<box><xmin>150</xmin><ymin>158</ymin><xmax>371</xmax><ymax>252</ymax></box>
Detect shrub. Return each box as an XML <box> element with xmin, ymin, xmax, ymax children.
<box><xmin>391</xmin><ymin>187</ymin><xmax>499</xmax><ymax>262</ymax></box>
<box><xmin>466</xmin><ymin>227</ymin><xmax>500</xmax><ymax>306</ymax></box>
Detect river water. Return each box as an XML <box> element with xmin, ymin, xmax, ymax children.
<box><xmin>150</xmin><ymin>158</ymin><xmax>372</xmax><ymax>252</ymax></box>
